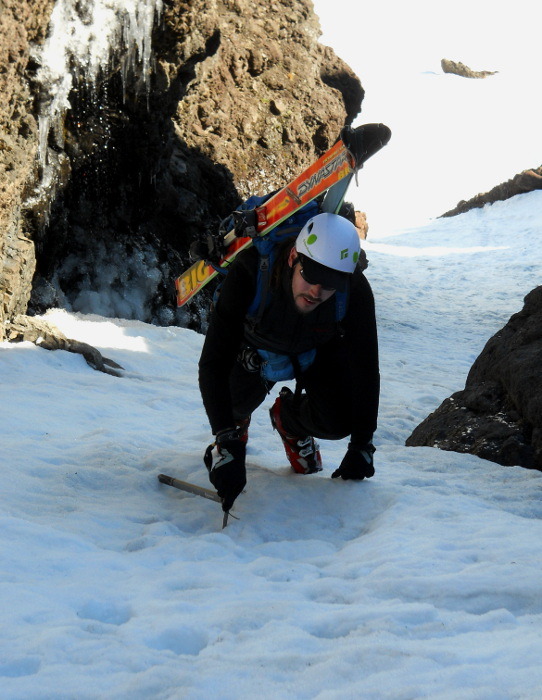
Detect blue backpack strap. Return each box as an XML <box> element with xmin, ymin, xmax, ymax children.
<box><xmin>334</xmin><ymin>288</ymin><xmax>348</xmax><ymax>322</ymax></box>
<box><xmin>247</xmin><ymin>238</ymin><xmax>274</xmax><ymax>321</ymax></box>
<box><xmin>246</xmin><ymin>200</ymin><xmax>320</xmax><ymax>324</ymax></box>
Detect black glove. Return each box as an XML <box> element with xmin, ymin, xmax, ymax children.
<box><xmin>204</xmin><ymin>428</ymin><xmax>247</xmax><ymax>512</ymax></box>
<box><xmin>331</xmin><ymin>442</ymin><xmax>375</xmax><ymax>480</ymax></box>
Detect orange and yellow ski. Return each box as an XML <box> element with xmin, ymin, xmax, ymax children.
<box><xmin>175</xmin><ymin>124</ymin><xmax>391</xmax><ymax>306</ymax></box>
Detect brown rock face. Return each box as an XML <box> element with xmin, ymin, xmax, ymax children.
<box><xmin>407</xmin><ymin>287</ymin><xmax>542</xmax><ymax>471</ymax></box>
<box><xmin>354</xmin><ymin>211</ymin><xmax>368</xmax><ymax>239</ymax></box>
<box><xmin>441</xmin><ymin>58</ymin><xmax>498</xmax><ymax>79</ymax></box>
<box><xmin>0</xmin><ymin>0</ymin><xmax>55</xmax><ymax>339</ymax></box>
<box><xmin>158</xmin><ymin>0</ymin><xmax>363</xmax><ymax>210</ymax></box>
<box><xmin>0</xmin><ymin>0</ymin><xmax>364</xmax><ymax>332</ymax></box>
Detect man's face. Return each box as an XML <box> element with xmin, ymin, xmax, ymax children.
<box><xmin>288</xmin><ymin>248</ymin><xmax>336</xmax><ymax>314</ymax></box>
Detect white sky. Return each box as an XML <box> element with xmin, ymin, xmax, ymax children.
<box><xmin>312</xmin><ymin>0</ymin><xmax>542</xmax><ymax>236</ymax></box>
<box><xmin>313</xmin><ymin>0</ymin><xmax>540</xmax><ymax>78</ymax></box>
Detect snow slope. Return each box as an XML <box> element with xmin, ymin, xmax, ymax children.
<box><xmin>2</xmin><ymin>190</ymin><xmax>542</xmax><ymax>698</ymax></box>
<box><xmin>3</xmin><ymin>1</ymin><xmax>542</xmax><ymax>695</ymax></box>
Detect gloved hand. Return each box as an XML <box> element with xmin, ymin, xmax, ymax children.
<box><xmin>331</xmin><ymin>442</ymin><xmax>375</xmax><ymax>480</ymax></box>
<box><xmin>204</xmin><ymin>428</ymin><xmax>247</xmax><ymax>512</ymax></box>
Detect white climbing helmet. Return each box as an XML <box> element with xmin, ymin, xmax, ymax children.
<box><xmin>295</xmin><ymin>213</ymin><xmax>361</xmax><ymax>274</ymax></box>
<box><xmin>294</xmin><ymin>213</ymin><xmax>361</xmax><ymax>291</ymax></box>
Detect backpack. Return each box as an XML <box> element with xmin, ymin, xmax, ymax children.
<box><xmin>210</xmin><ymin>195</ymin><xmax>349</xmax><ymax>383</ymax></box>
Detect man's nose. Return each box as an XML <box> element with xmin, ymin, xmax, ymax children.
<box><xmin>307</xmin><ymin>284</ymin><xmax>323</xmax><ymax>297</ymax></box>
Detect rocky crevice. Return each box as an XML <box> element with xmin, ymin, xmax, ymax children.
<box><xmin>1</xmin><ymin>0</ymin><xmax>363</xmax><ymax>339</ymax></box>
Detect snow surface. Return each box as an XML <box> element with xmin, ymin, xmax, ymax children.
<box><xmin>3</xmin><ymin>192</ymin><xmax>542</xmax><ymax>698</ymax></box>
<box><xmin>3</xmin><ymin>3</ymin><xmax>542</xmax><ymax>698</ymax></box>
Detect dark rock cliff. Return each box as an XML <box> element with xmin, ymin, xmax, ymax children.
<box><xmin>407</xmin><ymin>287</ymin><xmax>542</xmax><ymax>471</ymax></box>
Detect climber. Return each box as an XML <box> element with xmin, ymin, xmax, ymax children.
<box><xmin>198</xmin><ymin>212</ymin><xmax>380</xmax><ymax>512</ymax></box>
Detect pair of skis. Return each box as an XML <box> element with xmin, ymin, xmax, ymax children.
<box><xmin>160</xmin><ymin>122</ymin><xmax>391</xmax><ymax>525</ymax></box>
<box><xmin>174</xmin><ymin>123</ymin><xmax>391</xmax><ymax>307</ymax></box>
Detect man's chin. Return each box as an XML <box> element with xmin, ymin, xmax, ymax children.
<box><xmin>295</xmin><ymin>295</ymin><xmax>321</xmax><ymax>314</ymax></box>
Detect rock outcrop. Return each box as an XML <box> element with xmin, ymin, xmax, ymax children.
<box><xmin>441</xmin><ymin>58</ymin><xmax>498</xmax><ymax>79</ymax></box>
<box><xmin>0</xmin><ymin>0</ymin><xmax>364</xmax><ymax>338</ymax></box>
<box><xmin>6</xmin><ymin>314</ymin><xmax>124</xmax><ymax>376</ymax></box>
<box><xmin>0</xmin><ymin>0</ymin><xmax>55</xmax><ymax>340</ymax></box>
<box><xmin>441</xmin><ymin>167</ymin><xmax>542</xmax><ymax>217</ymax></box>
<box><xmin>163</xmin><ymin>0</ymin><xmax>363</xmax><ymax>200</ymax></box>
<box><xmin>406</xmin><ymin>287</ymin><xmax>542</xmax><ymax>471</ymax></box>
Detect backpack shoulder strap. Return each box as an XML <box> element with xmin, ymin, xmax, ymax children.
<box><xmin>247</xmin><ymin>250</ymin><xmax>272</xmax><ymax>322</ymax></box>
<box><xmin>334</xmin><ymin>288</ymin><xmax>348</xmax><ymax>322</ymax></box>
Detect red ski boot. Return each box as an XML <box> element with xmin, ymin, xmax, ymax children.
<box><xmin>236</xmin><ymin>417</ymin><xmax>251</xmax><ymax>444</ymax></box>
<box><xmin>269</xmin><ymin>390</ymin><xmax>322</xmax><ymax>474</ymax></box>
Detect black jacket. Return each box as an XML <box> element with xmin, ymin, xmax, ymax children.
<box><xmin>199</xmin><ymin>246</ymin><xmax>380</xmax><ymax>444</ymax></box>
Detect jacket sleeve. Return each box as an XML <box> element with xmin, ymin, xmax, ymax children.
<box><xmin>342</xmin><ymin>270</ymin><xmax>380</xmax><ymax>446</ymax></box>
<box><xmin>198</xmin><ymin>250</ymin><xmax>256</xmax><ymax>434</ymax></box>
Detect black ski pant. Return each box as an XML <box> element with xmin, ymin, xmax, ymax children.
<box><xmin>230</xmin><ymin>338</ymin><xmax>355</xmax><ymax>440</ymax></box>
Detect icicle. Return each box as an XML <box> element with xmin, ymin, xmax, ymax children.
<box><xmin>35</xmin><ymin>0</ymin><xmax>163</xmax><ymax>168</ymax></box>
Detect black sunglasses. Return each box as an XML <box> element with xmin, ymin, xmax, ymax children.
<box><xmin>297</xmin><ymin>261</ymin><xmax>336</xmax><ymax>292</ymax></box>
